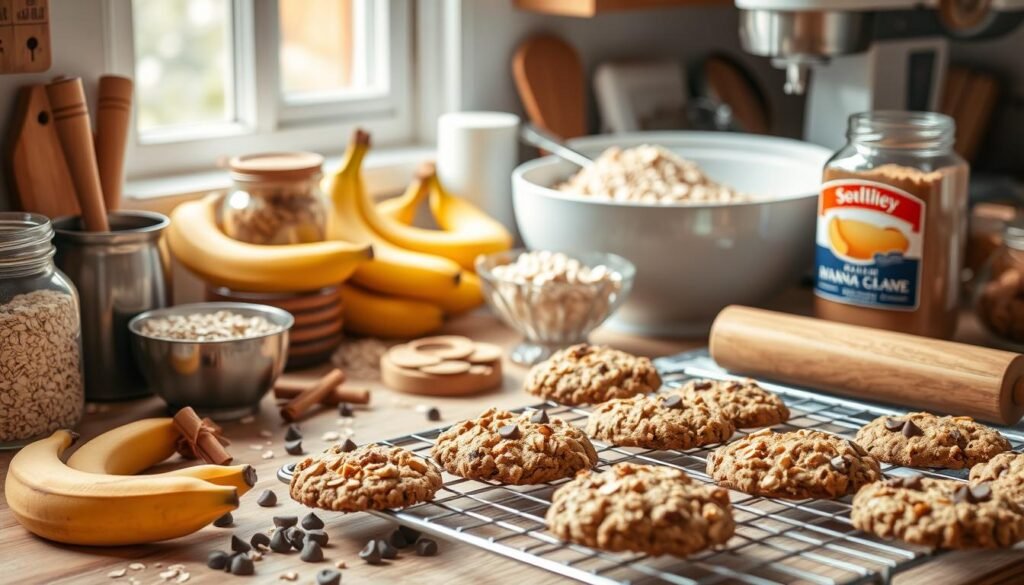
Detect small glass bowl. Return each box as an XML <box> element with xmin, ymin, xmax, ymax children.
<box><xmin>476</xmin><ymin>249</ymin><xmax>635</xmax><ymax>365</ymax></box>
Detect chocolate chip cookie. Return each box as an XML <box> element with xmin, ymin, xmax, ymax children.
<box><xmin>525</xmin><ymin>344</ymin><xmax>661</xmax><ymax>406</ymax></box>
<box><xmin>855</xmin><ymin>412</ymin><xmax>1010</xmax><ymax>469</ymax></box>
<box><xmin>707</xmin><ymin>429</ymin><xmax>881</xmax><ymax>499</ymax></box>
<box><xmin>431</xmin><ymin>407</ymin><xmax>598</xmax><ymax>485</ymax></box>
<box><xmin>677</xmin><ymin>379</ymin><xmax>789</xmax><ymax>428</ymax></box>
<box><xmin>970</xmin><ymin>452</ymin><xmax>1024</xmax><ymax>500</ymax></box>
<box><xmin>852</xmin><ymin>476</ymin><xmax>1024</xmax><ymax>548</ymax></box>
<box><xmin>546</xmin><ymin>463</ymin><xmax>735</xmax><ymax>556</ymax></box>
<box><xmin>290</xmin><ymin>443</ymin><xmax>442</xmax><ymax>512</ymax></box>
<box><xmin>586</xmin><ymin>393</ymin><xmax>735</xmax><ymax>450</ymax></box>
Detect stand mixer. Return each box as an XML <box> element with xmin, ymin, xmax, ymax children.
<box><xmin>736</xmin><ymin>0</ymin><xmax>1024</xmax><ymax>149</ymax></box>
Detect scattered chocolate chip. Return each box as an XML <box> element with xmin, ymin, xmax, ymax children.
<box><xmin>887</xmin><ymin>475</ymin><xmax>924</xmax><ymax>490</ymax></box>
<box><xmin>231</xmin><ymin>534</ymin><xmax>252</xmax><ymax>553</ymax></box>
<box><xmin>316</xmin><ymin>569</ymin><xmax>341</xmax><ymax>585</ymax></box>
<box><xmin>230</xmin><ymin>554</ymin><xmax>255</xmax><ymax>576</ymax></box>
<box><xmin>301</xmin><ymin>540</ymin><xmax>324</xmax><ymax>562</ymax></box>
<box><xmin>398</xmin><ymin>525</ymin><xmax>421</xmax><ymax>545</ymax></box>
<box><xmin>359</xmin><ymin>539</ymin><xmax>383</xmax><ymax>565</ymax></box>
<box><xmin>207</xmin><ymin>551</ymin><xmax>229</xmax><ymax>570</ymax></box>
<box><xmin>274</xmin><ymin>515</ymin><xmax>298</xmax><ymax>528</ymax></box>
<box><xmin>338</xmin><ymin>402</ymin><xmax>354</xmax><ymax>417</ymax></box>
<box><xmin>285</xmin><ymin>439</ymin><xmax>304</xmax><ymax>455</ymax></box>
<box><xmin>223</xmin><ymin>552</ymin><xmax>239</xmax><ymax>572</ymax></box>
<box><xmin>213</xmin><ymin>512</ymin><xmax>233</xmax><ymax>527</ymax></box>
<box><xmin>302</xmin><ymin>512</ymin><xmax>324</xmax><ymax>530</ymax></box>
<box><xmin>243</xmin><ymin>465</ymin><xmax>258</xmax><ymax>487</ymax></box>
<box><xmin>883</xmin><ymin>418</ymin><xmax>904</xmax><ymax>431</ymax></box>
<box><xmin>269</xmin><ymin>530</ymin><xmax>292</xmax><ymax>553</ymax></box>
<box><xmin>530</xmin><ymin>409</ymin><xmax>549</xmax><ymax>424</ymax></box>
<box><xmin>902</xmin><ymin>420</ymin><xmax>924</xmax><ymax>438</ymax></box>
<box><xmin>250</xmin><ymin>532</ymin><xmax>271</xmax><ymax>549</ymax></box>
<box><xmin>971</xmin><ymin>482</ymin><xmax>993</xmax><ymax>502</ymax></box>
<box><xmin>692</xmin><ymin>380</ymin><xmax>713</xmax><ymax>390</ymax></box>
<box><xmin>416</xmin><ymin>538</ymin><xmax>438</xmax><ymax>557</ymax></box>
<box><xmin>847</xmin><ymin>440</ymin><xmax>868</xmax><ymax>457</ymax></box>
<box><xmin>426</xmin><ymin>407</ymin><xmax>441</xmax><ymax>422</ymax></box>
<box><xmin>305</xmin><ymin>529</ymin><xmax>329</xmax><ymax>546</ymax></box>
<box><xmin>498</xmin><ymin>424</ymin><xmax>520</xmax><ymax>440</ymax></box>
<box><xmin>257</xmin><ymin>489</ymin><xmax>277</xmax><ymax>507</ymax></box>
<box><xmin>662</xmin><ymin>395</ymin><xmax>684</xmax><ymax>410</ymax></box>
<box><xmin>829</xmin><ymin>456</ymin><xmax>849</xmax><ymax>473</ymax></box>
<box><xmin>339</xmin><ymin>438</ymin><xmax>358</xmax><ymax>453</ymax></box>
<box><xmin>285</xmin><ymin>424</ymin><xmax>302</xmax><ymax>442</ymax></box>
<box><xmin>287</xmin><ymin>527</ymin><xmax>306</xmax><ymax>549</ymax></box>
<box><xmin>388</xmin><ymin>529</ymin><xmax>409</xmax><ymax>549</ymax></box>
<box><xmin>378</xmin><ymin>538</ymin><xmax>398</xmax><ymax>560</ymax></box>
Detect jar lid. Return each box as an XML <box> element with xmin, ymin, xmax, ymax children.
<box><xmin>1004</xmin><ymin>219</ymin><xmax>1024</xmax><ymax>250</ymax></box>
<box><xmin>229</xmin><ymin>152</ymin><xmax>324</xmax><ymax>182</ymax></box>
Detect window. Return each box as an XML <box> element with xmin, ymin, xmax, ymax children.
<box><xmin>105</xmin><ymin>0</ymin><xmax>416</xmax><ymax>179</ymax></box>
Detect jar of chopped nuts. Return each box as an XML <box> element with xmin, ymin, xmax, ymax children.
<box><xmin>0</xmin><ymin>213</ymin><xmax>83</xmax><ymax>448</ymax></box>
<box><xmin>221</xmin><ymin>152</ymin><xmax>327</xmax><ymax>245</ymax></box>
<box><xmin>975</xmin><ymin>220</ymin><xmax>1024</xmax><ymax>347</ymax></box>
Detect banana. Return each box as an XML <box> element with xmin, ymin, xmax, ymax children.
<box><xmin>436</xmin><ymin>271</ymin><xmax>485</xmax><ymax>315</ymax></box>
<box><xmin>358</xmin><ymin>164</ymin><xmax>512</xmax><ymax>270</ymax></box>
<box><xmin>326</xmin><ymin>131</ymin><xmax>463</xmax><ymax>302</ymax></box>
<box><xmin>377</xmin><ymin>164</ymin><xmax>431</xmax><ymax>224</ymax></box>
<box><xmin>338</xmin><ymin>284</ymin><xmax>443</xmax><ymax>338</ymax></box>
<box><xmin>6</xmin><ymin>430</ymin><xmax>239</xmax><ymax>546</ymax></box>
<box><xmin>167</xmin><ymin>194</ymin><xmax>372</xmax><ymax>293</ymax></box>
<box><xmin>67</xmin><ymin>419</ymin><xmax>257</xmax><ymax>496</ymax></box>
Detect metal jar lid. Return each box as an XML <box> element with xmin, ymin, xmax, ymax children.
<box><xmin>228</xmin><ymin>151</ymin><xmax>324</xmax><ymax>183</ymax></box>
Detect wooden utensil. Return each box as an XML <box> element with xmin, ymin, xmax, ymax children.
<box><xmin>46</xmin><ymin>77</ymin><xmax>109</xmax><ymax>232</ymax></box>
<box><xmin>94</xmin><ymin>75</ymin><xmax>133</xmax><ymax>211</ymax></box>
<box><xmin>7</xmin><ymin>84</ymin><xmax>79</xmax><ymax>218</ymax></box>
<box><xmin>709</xmin><ymin>305</ymin><xmax>1024</xmax><ymax>425</ymax></box>
<box><xmin>954</xmin><ymin>71</ymin><xmax>999</xmax><ymax>163</ymax></box>
<box><xmin>513</xmin><ymin>34</ymin><xmax>586</xmax><ymax>141</ymax></box>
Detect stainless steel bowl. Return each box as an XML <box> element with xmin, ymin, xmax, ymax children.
<box><xmin>128</xmin><ymin>302</ymin><xmax>293</xmax><ymax>420</ymax></box>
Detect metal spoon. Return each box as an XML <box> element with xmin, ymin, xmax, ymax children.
<box><xmin>519</xmin><ymin>124</ymin><xmax>593</xmax><ymax>169</ymax></box>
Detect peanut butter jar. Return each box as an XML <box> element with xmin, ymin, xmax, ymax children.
<box><xmin>814</xmin><ymin>111</ymin><xmax>969</xmax><ymax>339</ymax></box>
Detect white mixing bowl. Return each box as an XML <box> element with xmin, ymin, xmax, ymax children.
<box><xmin>512</xmin><ymin>131</ymin><xmax>831</xmax><ymax>336</ymax></box>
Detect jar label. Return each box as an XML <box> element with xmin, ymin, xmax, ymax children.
<box><xmin>814</xmin><ymin>179</ymin><xmax>925</xmax><ymax>310</ymax></box>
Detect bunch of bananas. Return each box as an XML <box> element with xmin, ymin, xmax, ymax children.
<box><xmin>6</xmin><ymin>421</ymin><xmax>256</xmax><ymax>546</ymax></box>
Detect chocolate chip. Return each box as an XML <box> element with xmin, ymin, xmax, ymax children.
<box><xmin>388</xmin><ymin>529</ymin><xmax>409</xmax><ymax>549</ymax></box>
<box><xmin>285</xmin><ymin>424</ymin><xmax>302</xmax><ymax>442</ymax></box>
<box><xmin>498</xmin><ymin>424</ymin><xmax>520</xmax><ymax>440</ymax></box>
<box><xmin>692</xmin><ymin>380</ymin><xmax>713</xmax><ymax>390</ymax></box>
<box><xmin>213</xmin><ymin>512</ymin><xmax>233</xmax><ymax>527</ymax></box>
<box><xmin>207</xmin><ymin>551</ymin><xmax>229</xmax><ymax>570</ymax></box>
<box><xmin>273</xmin><ymin>515</ymin><xmax>298</xmax><ymax>528</ymax></box>
<box><xmin>830</xmin><ymin>456</ymin><xmax>849</xmax><ymax>473</ymax></box>
<box><xmin>883</xmin><ymin>418</ymin><xmax>904</xmax><ymax>432</ymax></box>
<box><xmin>339</xmin><ymin>438</ymin><xmax>358</xmax><ymax>453</ymax></box>
<box><xmin>231</xmin><ymin>534</ymin><xmax>252</xmax><ymax>553</ymax></box>
<box><xmin>662</xmin><ymin>395</ymin><xmax>684</xmax><ymax>410</ymax></box>
<box><xmin>302</xmin><ymin>512</ymin><xmax>324</xmax><ymax>530</ymax></box>
<box><xmin>950</xmin><ymin>429</ymin><xmax>963</xmax><ymax>443</ymax></box>
<box><xmin>426</xmin><ymin>407</ymin><xmax>441</xmax><ymax>422</ymax></box>
<box><xmin>378</xmin><ymin>538</ymin><xmax>398</xmax><ymax>560</ymax></box>
<box><xmin>243</xmin><ymin>465</ymin><xmax>258</xmax><ymax>487</ymax></box>
<box><xmin>953</xmin><ymin>484</ymin><xmax>972</xmax><ymax>504</ymax></box>
<box><xmin>359</xmin><ymin>539</ymin><xmax>383</xmax><ymax>565</ymax></box>
<box><xmin>257</xmin><ymin>489</ymin><xmax>277</xmax><ymax>507</ymax></box>
<box><xmin>316</xmin><ymin>569</ymin><xmax>341</xmax><ymax>585</ymax></box>
<box><xmin>398</xmin><ymin>525</ymin><xmax>421</xmax><ymax>545</ymax></box>
<box><xmin>287</xmin><ymin>527</ymin><xmax>306</xmax><ymax>549</ymax></box>
<box><xmin>269</xmin><ymin>530</ymin><xmax>292</xmax><ymax>553</ymax></box>
<box><xmin>887</xmin><ymin>475</ymin><xmax>923</xmax><ymax>490</ymax></box>
<box><xmin>285</xmin><ymin>439</ymin><xmax>304</xmax><ymax>455</ymax></box>
<box><xmin>971</xmin><ymin>482</ymin><xmax>993</xmax><ymax>502</ymax></box>
<box><xmin>305</xmin><ymin>529</ymin><xmax>329</xmax><ymax>546</ymax></box>
<box><xmin>416</xmin><ymin>538</ymin><xmax>439</xmax><ymax>557</ymax></box>
<box><xmin>848</xmin><ymin>440</ymin><xmax>868</xmax><ymax>457</ymax></box>
<box><xmin>902</xmin><ymin>420</ymin><xmax>924</xmax><ymax>438</ymax></box>
<box><xmin>301</xmin><ymin>540</ymin><xmax>324</xmax><ymax>562</ymax></box>
<box><xmin>530</xmin><ymin>409</ymin><xmax>549</xmax><ymax>424</ymax></box>
<box><xmin>230</xmin><ymin>554</ymin><xmax>255</xmax><ymax>576</ymax></box>
<box><xmin>338</xmin><ymin>402</ymin><xmax>354</xmax><ymax>417</ymax></box>
<box><xmin>250</xmin><ymin>532</ymin><xmax>270</xmax><ymax>549</ymax></box>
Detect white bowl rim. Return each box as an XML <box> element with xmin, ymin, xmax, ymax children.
<box><xmin>513</xmin><ymin>130</ymin><xmax>832</xmax><ymax>210</ymax></box>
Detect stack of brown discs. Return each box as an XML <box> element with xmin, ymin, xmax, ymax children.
<box><xmin>206</xmin><ymin>286</ymin><xmax>343</xmax><ymax>368</ymax></box>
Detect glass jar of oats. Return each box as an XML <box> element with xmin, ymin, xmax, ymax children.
<box><xmin>221</xmin><ymin>152</ymin><xmax>327</xmax><ymax>245</ymax></box>
<box><xmin>0</xmin><ymin>213</ymin><xmax>83</xmax><ymax>449</ymax></box>
<box><xmin>814</xmin><ymin>111</ymin><xmax>969</xmax><ymax>339</ymax></box>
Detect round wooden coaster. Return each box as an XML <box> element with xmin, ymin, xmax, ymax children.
<box><xmin>381</xmin><ymin>351</ymin><xmax>501</xmax><ymax>396</ymax></box>
<box><xmin>409</xmin><ymin>335</ymin><xmax>476</xmax><ymax>360</ymax></box>
<box><xmin>467</xmin><ymin>342</ymin><xmax>503</xmax><ymax>364</ymax></box>
<box><xmin>290</xmin><ymin>318</ymin><xmax>344</xmax><ymax>344</ymax></box>
<box><xmin>290</xmin><ymin>302</ymin><xmax>343</xmax><ymax>328</ymax></box>
<box><xmin>288</xmin><ymin>333</ymin><xmax>343</xmax><ymax>358</ymax></box>
<box><xmin>207</xmin><ymin>285</ymin><xmax>341</xmax><ymax>313</ymax></box>
<box><xmin>419</xmin><ymin>360</ymin><xmax>471</xmax><ymax>375</ymax></box>
<box><xmin>388</xmin><ymin>345</ymin><xmax>443</xmax><ymax>369</ymax></box>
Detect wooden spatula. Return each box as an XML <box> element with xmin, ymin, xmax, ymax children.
<box><xmin>7</xmin><ymin>84</ymin><xmax>79</xmax><ymax>218</ymax></box>
<box><xmin>513</xmin><ymin>34</ymin><xmax>586</xmax><ymax>141</ymax></box>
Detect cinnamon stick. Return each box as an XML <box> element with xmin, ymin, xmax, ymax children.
<box><xmin>173</xmin><ymin>406</ymin><xmax>232</xmax><ymax>465</ymax></box>
<box><xmin>279</xmin><ymin>368</ymin><xmax>346</xmax><ymax>422</ymax></box>
<box><xmin>273</xmin><ymin>380</ymin><xmax>370</xmax><ymax>405</ymax></box>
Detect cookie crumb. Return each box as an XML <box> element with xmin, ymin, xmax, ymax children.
<box><xmin>108</xmin><ymin>568</ymin><xmax>127</xmax><ymax>579</ymax></box>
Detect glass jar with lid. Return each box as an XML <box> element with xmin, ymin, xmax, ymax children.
<box><xmin>0</xmin><ymin>213</ymin><xmax>83</xmax><ymax>449</ymax></box>
<box><xmin>221</xmin><ymin>151</ymin><xmax>327</xmax><ymax>245</ymax></box>
<box><xmin>814</xmin><ymin>111</ymin><xmax>969</xmax><ymax>339</ymax></box>
<box><xmin>975</xmin><ymin>220</ymin><xmax>1024</xmax><ymax>346</ymax></box>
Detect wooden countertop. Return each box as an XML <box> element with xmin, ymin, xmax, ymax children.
<box><xmin>1</xmin><ymin>291</ymin><xmax>1022</xmax><ymax>584</ymax></box>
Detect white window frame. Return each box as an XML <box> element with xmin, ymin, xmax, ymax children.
<box><xmin>103</xmin><ymin>0</ymin><xmax>415</xmax><ymax>180</ymax></box>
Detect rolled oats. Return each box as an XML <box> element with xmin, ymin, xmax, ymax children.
<box><xmin>137</xmin><ymin>310</ymin><xmax>282</xmax><ymax>342</ymax></box>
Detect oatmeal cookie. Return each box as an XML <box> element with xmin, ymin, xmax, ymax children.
<box><xmin>586</xmin><ymin>393</ymin><xmax>735</xmax><ymax>450</ymax></box>
<box><xmin>970</xmin><ymin>452</ymin><xmax>1024</xmax><ymax>500</ymax></box>
<box><xmin>855</xmin><ymin>412</ymin><xmax>1010</xmax><ymax>469</ymax></box>
<box><xmin>546</xmin><ymin>463</ymin><xmax>735</xmax><ymax>556</ymax></box>
<box><xmin>525</xmin><ymin>344</ymin><xmax>661</xmax><ymax>406</ymax></box>
<box><xmin>678</xmin><ymin>379</ymin><xmax>789</xmax><ymax>428</ymax></box>
<box><xmin>852</xmin><ymin>475</ymin><xmax>1024</xmax><ymax>548</ymax></box>
<box><xmin>707</xmin><ymin>429</ymin><xmax>881</xmax><ymax>499</ymax></box>
<box><xmin>431</xmin><ymin>407</ymin><xmax>598</xmax><ymax>484</ymax></box>
<box><xmin>290</xmin><ymin>443</ymin><xmax>441</xmax><ymax>512</ymax></box>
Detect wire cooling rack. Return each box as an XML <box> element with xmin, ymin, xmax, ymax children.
<box><xmin>280</xmin><ymin>349</ymin><xmax>1024</xmax><ymax>584</ymax></box>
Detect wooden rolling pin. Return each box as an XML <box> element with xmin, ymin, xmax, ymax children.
<box><xmin>94</xmin><ymin>75</ymin><xmax>133</xmax><ymax>211</ymax></box>
<box><xmin>709</xmin><ymin>305</ymin><xmax>1024</xmax><ymax>425</ymax></box>
<box><xmin>46</xmin><ymin>77</ymin><xmax>109</xmax><ymax>232</ymax></box>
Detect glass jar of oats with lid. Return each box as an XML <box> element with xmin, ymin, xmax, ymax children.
<box><xmin>814</xmin><ymin>111</ymin><xmax>969</xmax><ymax>339</ymax></box>
<box><xmin>0</xmin><ymin>213</ymin><xmax>83</xmax><ymax>448</ymax></box>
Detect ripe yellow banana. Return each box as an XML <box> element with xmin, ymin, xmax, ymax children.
<box><xmin>6</xmin><ymin>430</ymin><xmax>239</xmax><ymax>546</ymax></box>
<box><xmin>67</xmin><ymin>419</ymin><xmax>256</xmax><ymax>496</ymax></box>
<box><xmin>338</xmin><ymin>284</ymin><xmax>443</xmax><ymax>338</ymax></box>
<box><xmin>326</xmin><ymin>131</ymin><xmax>462</xmax><ymax>302</ymax></box>
<box><xmin>377</xmin><ymin>165</ymin><xmax>430</xmax><ymax>224</ymax></box>
<box><xmin>359</xmin><ymin>165</ymin><xmax>512</xmax><ymax>270</ymax></box>
<box><xmin>436</xmin><ymin>271</ymin><xmax>484</xmax><ymax>315</ymax></box>
<box><xmin>167</xmin><ymin>194</ymin><xmax>372</xmax><ymax>293</ymax></box>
